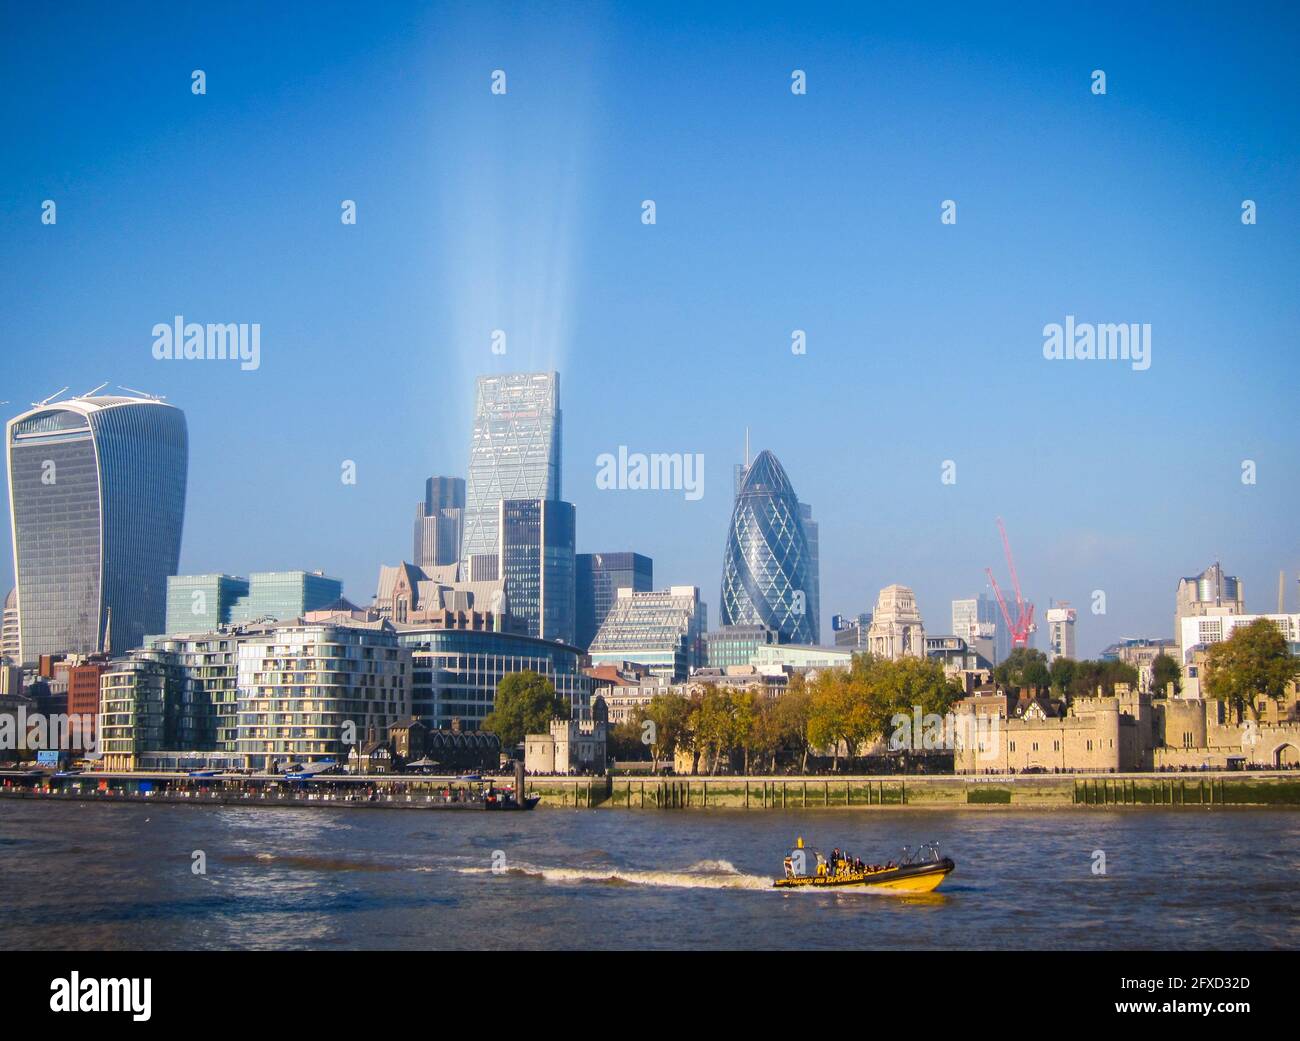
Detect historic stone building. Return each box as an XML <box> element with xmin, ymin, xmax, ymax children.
<box><xmin>867</xmin><ymin>585</ymin><xmax>926</xmax><ymax>660</ymax></box>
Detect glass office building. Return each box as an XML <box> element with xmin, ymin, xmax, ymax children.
<box><xmin>720</xmin><ymin>450</ymin><xmax>816</xmax><ymax>645</ymax></box>
<box><xmin>228</xmin><ymin>571</ymin><xmax>344</xmax><ymax>623</ymax></box>
<box><xmin>588</xmin><ymin>585</ymin><xmax>706</xmax><ymax>681</ymax></box>
<box><xmin>460</xmin><ymin>372</ymin><xmax>562</xmax><ymax>573</ymax></box>
<box><xmin>499</xmin><ymin>498</ymin><xmax>575</xmax><ymax>645</ymax></box>
<box><xmin>396</xmin><ymin>625</ymin><xmax>591</xmax><ymax>730</ymax></box>
<box><xmin>165</xmin><ymin>574</ymin><xmax>250</xmax><ymax>634</ymax></box>
<box><xmin>6</xmin><ymin>394</ymin><xmax>187</xmax><ymax>664</ymax></box>
<box><xmin>576</xmin><ymin>551</ymin><xmax>653</xmax><ymax>651</ymax></box>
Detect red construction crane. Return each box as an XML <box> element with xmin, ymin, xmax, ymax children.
<box><xmin>985</xmin><ymin>517</ymin><xmax>1036</xmax><ymax>649</ymax></box>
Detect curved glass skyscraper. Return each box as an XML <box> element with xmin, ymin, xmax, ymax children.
<box><xmin>720</xmin><ymin>449</ymin><xmax>816</xmax><ymax>644</ymax></box>
<box><xmin>6</xmin><ymin>394</ymin><xmax>187</xmax><ymax>663</ymax></box>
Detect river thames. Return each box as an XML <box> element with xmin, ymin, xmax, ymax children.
<box><xmin>1</xmin><ymin>801</ymin><xmax>1296</xmax><ymax>949</ymax></box>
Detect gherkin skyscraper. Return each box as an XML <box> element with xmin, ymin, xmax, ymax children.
<box><xmin>720</xmin><ymin>449</ymin><xmax>816</xmax><ymax>644</ymax></box>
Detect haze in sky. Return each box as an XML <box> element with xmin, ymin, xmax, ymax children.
<box><xmin>2</xmin><ymin>1</ymin><xmax>1297</xmax><ymax>656</ymax></box>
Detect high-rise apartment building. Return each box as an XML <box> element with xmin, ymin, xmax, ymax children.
<box><xmin>498</xmin><ymin>498</ymin><xmax>575</xmax><ymax>645</ymax></box>
<box><xmin>413</xmin><ymin>476</ymin><xmax>465</xmax><ymax>570</ymax></box>
<box><xmin>6</xmin><ymin>393</ymin><xmax>188</xmax><ymax>664</ymax></box>
<box><xmin>575</xmin><ymin>552</ymin><xmax>653</xmax><ymax>651</ymax></box>
<box><xmin>460</xmin><ymin>373</ymin><xmax>562</xmax><ymax>573</ymax></box>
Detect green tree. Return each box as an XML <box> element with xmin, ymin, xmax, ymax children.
<box><xmin>1049</xmin><ymin>656</ymin><xmax>1077</xmax><ymax>697</ymax></box>
<box><xmin>994</xmin><ymin>647</ymin><xmax>1051</xmax><ymax>691</ymax></box>
<box><xmin>1150</xmin><ymin>653</ymin><xmax>1182</xmax><ymax>696</ymax></box>
<box><xmin>862</xmin><ymin>655</ymin><xmax>963</xmax><ymax>749</ymax></box>
<box><xmin>480</xmin><ymin>670</ymin><xmax>567</xmax><ymax>751</ymax></box>
<box><xmin>773</xmin><ymin>676</ymin><xmax>814</xmax><ymax>772</ymax></box>
<box><xmin>608</xmin><ymin>720</ymin><xmax>649</xmax><ymax>762</ymax></box>
<box><xmin>807</xmin><ymin>669</ymin><xmax>855</xmax><ymax>771</ymax></box>
<box><xmin>639</xmin><ymin>691</ymin><xmax>693</xmax><ymax>768</ymax></box>
<box><xmin>1205</xmin><ymin>618</ymin><xmax>1296</xmax><ymax>721</ymax></box>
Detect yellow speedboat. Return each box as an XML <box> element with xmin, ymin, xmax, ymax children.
<box><xmin>773</xmin><ymin>837</ymin><xmax>954</xmax><ymax>893</ymax></box>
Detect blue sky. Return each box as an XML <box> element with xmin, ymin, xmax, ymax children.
<box><xmin>2</xmin><ymin>1</ymin><xmax>1297</xmax><ymax>656</ymax></box>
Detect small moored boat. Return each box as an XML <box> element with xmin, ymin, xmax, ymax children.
<box><xmin>773</xmin><ymin>837</ymin><xmax>954</xmax><ymax>893</ymax></box>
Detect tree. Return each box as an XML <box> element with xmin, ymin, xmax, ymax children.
<box><xmin>608</xmin><ymin>720</ymin><xmax>649</xmax><ymax>761</ymax></box>
<box><xmin>639</xmin><ymin>691</ymin><xmax>692</xmax><ymax>768</ymax></box>
<box><xmin>480</xmin><ymin>671</ymin><xmax>567</xmax><ymax>751</ymax></box>
<box><xmin>1150</xmin><ymin>653</ymin><xmax>1181</xmax><ymax>697</ymax></box>
<box><xmin>1205</xmin><ymin>618</ymin><xmax>1296</xmax><ymax>721</ymax></box>
<box><xmin>690</xmin><ymin>685</ymin><xmax>735</xmax><ymax>775</ymax></box>
<box><xmin>861</xmin><ymin>655</ymin><xmax>963</xmax><ymax>748</ymax></box>
<box><xmin>1049</xmin><ymin>656</ymin><xmax>1077</xmax><ymax>697</ymax></box>
<box><xmin>994</xmin><ymin>647</ymin><xmax>1051</xmax><ymax>692</ymax></box>
<box><xmin>773</xmin><ymin>676</ymin><xmax>814</xmax><ymax>772</ymax></box>
<box><xmin>807</xmin><ymin>669</ymin><xmax>855</xmax><ymax>771</ymax></box>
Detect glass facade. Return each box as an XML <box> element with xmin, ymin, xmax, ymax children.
<box><xmin>6</xmin><ymin>396</ymin><xmax>187</xmax><ymax>664</ymax></box>
<box><xmin>460</xmin><ymin>372</ymin><xmax>561</xmax><ymax>572</ymax></box>
<box><xmin>720</xmin><ymin>450</ymin><xmax>815</xmax><ymax>645</ymax></box>
<box><xmin>165</xmin><ymin>574</ymin><xmax>250</xmax><ymax>634</ymax></box>
<box><xmin>228</xmin><ymin>571</ymin><xmax>343</xmax><ymax>623</ymax></box>
<box><xmin>499</xmin><ymin>498</ymin><xmax>575</xmax><ymax>645</ymax></box>
<box><xmin>588</xmin><ymin>586</ymin><xmax>706</xmax><ymax>681</ymax></box>
<box><xmin>396</xmin><ymin>626</ymin><xmax>591</xmax><ymax>730</ymax></box>
<box><xmin>702</xmin><ymin>624</ymin><xmax>777</xmax><ymax>668</ymax></box>
<box><xmin>576</xmin><ymin>551</ymin><xmax>653</xmax><ymax>651</ymax></box>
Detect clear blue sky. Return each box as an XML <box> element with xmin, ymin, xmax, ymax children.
<box><xmin>2</xmin><ymin>1</ymin><xmax>1297</xmax><ymax>657</ymax></box>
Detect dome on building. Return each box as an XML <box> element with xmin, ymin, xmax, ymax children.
<box><xmin>720</xmin><ymin>450</ymin><xmax>815</xmax><ymax>644</ymax></box>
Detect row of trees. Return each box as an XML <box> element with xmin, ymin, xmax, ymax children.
<box><xmin>614</xmin><ymin>654</ymin><xmax>964</xmax><ymax>774</ymax></box>
<box><xmin>992</xmin><ymin>647</ymin><xmax>1142</xmax><ymax>698</ymax></box>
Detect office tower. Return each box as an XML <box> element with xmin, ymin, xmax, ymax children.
<box><xmin>498</xmin><ymin>498</ymin><xmax>575</xmax><ymax>645</ymax></box>
<box><xmin>6</xmin><ymin>392</ymin><xmax>187</xmax><ymax>664</ymax></box>
<box><xmin>413</xmin><ymin>476</ymin><xmax>465</xmax><ymax>570</ymax></box>
<box><xmin>867</xmin><ymin>585</ymin><xmax>927</xmax><ymax>659</ymax></box>
<box><xmin>702</xmin><ymin>623</ymin><xmax>777</xmax><ymax>668</ymax></box>
<box><xmin>1044</xmin><ymin>602</ymin><xmax>1078</xmax><ymax>662</ymax></box>
<box><xmin>720</xmin><ymin>449</ymin><xmax>816</xmax><ymax>644</ymax></box>
<box><xmin>460</xmin><ymin>372</ymin><xmax>562</xmax><ymax>573</ymax></box>
<box><xmin>575</xmin><ymin>552</ymin><xmax>653</xmax><ymax>650</ymax></box>
<box><xmin>589</xmin><ymin>586</ymin><xmax>707</xmax><ymax>681</ymax></box>
<box><xmin>799</xmin><ymin>502</ymin><xmax>820</xmax><ymax>643</ymax></box>
<box><xmin>1175</xmin><ymin>562</ymin><xmax>1245</xmax><ymax>656</ymax></box>
<box><xmin>952</xmin><ymin>594</ymin><xmax>1010</xmax><ymax>664</ymax></box>
<box><xmin>831</xmin><ymin>612</ymin><xmax>872</xmax><ymax>650</ymax></box>
<box><xmin>165</xmin><ymin>574</ymin><xmax>250</xmax><ymax>634</ymax></box>
<box><xmin>2</xmin><ymin>589</ymin><xmax>18</xmax><ymax>662</ymax></box>
<box><xmin>228</xmin><ymin>571</ymin><xmax>344</xmax><ymax>623</ymax></box>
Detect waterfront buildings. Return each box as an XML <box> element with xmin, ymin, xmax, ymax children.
<box><xmin>951</xmin><ymin>594</ymin><xmax>1008</xmax><ymax>665</ymax></box>
<box><xmin>498</xmin><ymin>498</ymin><xmax>576</xmax><ymax>645</ymax></box>
<box><xmin>460</xmin><ymin>372</ymin><xmax>562</xmax><ymax>574</ymax></box>
<box><xmin>867</xmin><ymin>585</ymin><xmax>927</xmax><ymax>659</ymax></box>
<box><xmin>720</xmin><ymin>449</ymin><xmax>817</xmax><ymax>644</ymax></box>
<box><xmin>576</xmin><ymin>551</ymin><xmax>653</xmax><ymax>651</ymax></box>
<box><xmin>1179</xmin><ymin>613</ymin><xmax>1300</xmax><ymax>696</ymax></box>
<box><xmin>165</xmin><ymin>574</ymin><xmax>249</xmax><ymax>635</ymax></box>
<box><xmin>588</xmin><ymin>585</ymin><xmax>707</xmax><ymax>681</ymax></box>
<box><xmin>66</xmin><ymin>659</ymin><xmax>108</xmax><ymax>750</ymax></box>
<box><xmin>394</xmin><ymin>624</ymin><xmax>592</xmax><ymax>730</ymax></box>
<box><xmin>525</xmin><ymin>703</ymin><xmax>608</xmax><ymax>775</ymax></box>
<box><xmin>1044</xmin><ymin>602</ymin><xmax>1077</xmax><ymax>662</ymax></box>
<box><xmin>234</xmin><ymin>622</ymin><xmax>411</xmax><ymax>772</ymax></box>
<box><xmin>413</xmin><ymin>476</ymin><xmax>465</xmax><ymax>571</ymax></box>
<box><xmin>6</xmin><ymin>393</ymin><xmax>188</xmax><ymax>664</ymax></box>
<box><xmin>1175</xmin><ymin>562</ymin><xmax>1245</xmax><ymax>657</ymax></box>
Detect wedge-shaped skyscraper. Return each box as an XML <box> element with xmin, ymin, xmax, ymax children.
<box><xmin>6</xmin><ymin>393</ymin><xmax>188</xmax><ymax>663</ymax></box>
<box><xmin>720</xmin><ymin>449</ymin><xmax>816</xmax><ymax>644</ymax></box>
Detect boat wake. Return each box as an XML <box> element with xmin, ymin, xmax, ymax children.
<box><xmin>456</xmin><ymin>858</ymin><xmax>772</xmax><ymax>891</ymax></box>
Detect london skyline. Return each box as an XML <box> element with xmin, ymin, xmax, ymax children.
<box><xmin>2</xmin><ymin>2</ymin><xmax>1298</xmax><ymax>658</ymax></box>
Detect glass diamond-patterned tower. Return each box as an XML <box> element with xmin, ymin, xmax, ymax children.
<box><xmin>720</xmin><ymin>449</ymin><xmax>816</xmax><ymax>644</ymax></box>
<box><xmin>459</xmin><ymin>372</ymin><xmax>562</xmax><ymax>575</ymax></box>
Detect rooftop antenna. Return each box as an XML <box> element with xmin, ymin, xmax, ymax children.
<box><xmin>32</xmin><ymin>386</ymin><xmax>69</xmax><ymax>408</ymax></box>
<box><xmin>83</xmin><ymin>381</ymin><xmax>109</xmax><ymax>397</ymax></box>
<box><xmin>117</xmin><ymin>386</ymin><xmax>166</xmax><ymax>401</ymax></box>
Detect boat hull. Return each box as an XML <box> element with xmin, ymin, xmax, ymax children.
<box><xmin>773</xmin><ymin>857</ymin><xmax>954</xmax><ymax>893</ymax></box>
